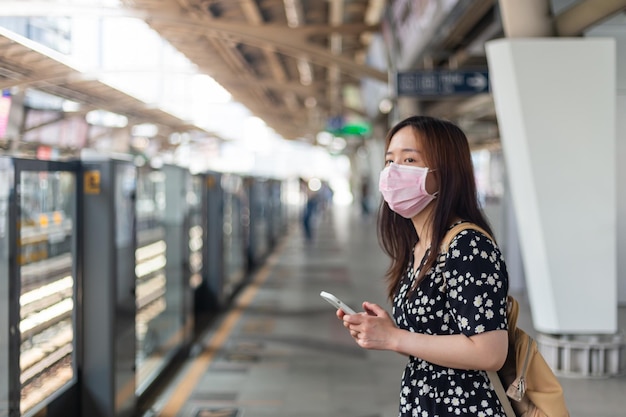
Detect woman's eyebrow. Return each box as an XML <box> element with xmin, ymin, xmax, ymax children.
<box><xmin>385</xmin><ymin>148</ymin><xmax>420</xmax><ymax>155</ymax></box>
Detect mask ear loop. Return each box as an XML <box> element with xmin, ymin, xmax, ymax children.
<box><xmin>424</xmin><ymin>168</ymin><xmax>438</xmax><ymax>198</ymax></box>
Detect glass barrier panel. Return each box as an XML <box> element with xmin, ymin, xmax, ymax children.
<box><xmin>188</xmin><ymin>176</ymin><xmax>203</xmax><ymax>290</ymax></box>
<box><xmin>223</xmin><ymin>191</ymin><xmax>245</xmax><ymax>298</ymax></box>
<box><xmin>136</xmin><ymin>166</ymin><xmax>193</xmax><ymax>391</ymax></box>
<box><xmin>252</xmin><ymin>180</ymin><xmax>269</xmax><ymax>259</ymax></box>
<box><xmin>0</xmin><ymin>158</ymin><xmax>12</xmax><ymax>417</ymax></box>
<box><xmin>18</xmin><ymin>170</ymin><xmax>76</xmax><ymax>415</ymax></box>
<box><xmin>221</xmin><ymin>174</ymin><xmax>247</xmax><ymax>299</ymax></box>
<box><xmin>135</xmin><ymin>168</ymin><xmax>166</xmax><ymax>389</ymax></box>
<box><xmin>113</xmin><ymin>162</ymin><xmax>137</xmax><ymax>413</ymax></box>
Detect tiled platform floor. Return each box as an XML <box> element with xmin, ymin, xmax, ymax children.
<box><xmin>146</xmin><ymin>205</ymin><xmax>626</xmax><ymax>417</ymax></box>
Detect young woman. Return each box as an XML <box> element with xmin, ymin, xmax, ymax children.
<box><xmin>338</xmin><ymin>115</ymin><xmax>510</xmax><ymax>416</ymax></box>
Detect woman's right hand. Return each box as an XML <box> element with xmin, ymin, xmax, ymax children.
<box><xmin>339</xmin><ymin>302</ymin><xmax>399</xmax><ymax>351</ymax></box>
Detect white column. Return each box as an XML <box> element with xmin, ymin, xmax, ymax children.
<box><xmin>618</xmin><ymin>95</ymin><xmax>626</xmax><ymax>304</ymax></box>
<box><xmin>586</xmin><ymin>22</ymin><xmax>626</xmax><ymax>305</ymax></box>
<box><xmin>486</xmin><ymin>38</ymin><xmax>617</xmax><ymax>334</ymax></box>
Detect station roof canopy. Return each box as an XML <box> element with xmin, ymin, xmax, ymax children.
<box><xmin>0</xmin><ymin>26</ymin><xmax>200</xmax><ymax>139</ymax></box>
<box><xmin>0</xmin><ymin>0</ymin><xmax>624</xmax><ymax>144</ymax></box>
<box><xmin>117</xmin><ymin>0</ymin><xmax>389</xmax><ymax>140</ymax></box>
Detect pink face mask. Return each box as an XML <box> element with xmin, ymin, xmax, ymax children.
<box><xmin>378</xmin><ymin>163</ymin><xmax>436</xmax><ymax>218</ymax></box>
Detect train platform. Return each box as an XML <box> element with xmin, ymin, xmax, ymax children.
<box><xmin>142</xmin><ymin>205</ymin><xmax>626</xmax><ymax>417</ymax></box>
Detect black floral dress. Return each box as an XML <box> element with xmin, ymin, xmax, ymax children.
<box><xmin>392</xmin><ymin>225</ymin><xmax>509</xmax><ymax>417</ymax></box>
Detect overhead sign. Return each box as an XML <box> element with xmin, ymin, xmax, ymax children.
<box><xmin>397</xmin><ymin>70</ymin><xmax>489</xmax><ymax>96</ymax></box>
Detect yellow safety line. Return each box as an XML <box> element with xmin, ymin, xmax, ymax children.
<box><xmin>158</xmin><ymin>240</ymin><xmax>286</xmax><ymax>417</ymax></box>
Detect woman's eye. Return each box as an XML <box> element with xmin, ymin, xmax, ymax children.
<box><xmin>404</xmin><ymin>158</ymin><xmax>416</xmax><ymax>164</ymax></box>
<box><xmin>384</xmin><ymin>160</ymin><xmax>393</xmax><ymax>166</ymax></box>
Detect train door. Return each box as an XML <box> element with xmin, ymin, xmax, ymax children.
<box><xmin>5</xmin><ymin>157</ymin><xmax>79</xmax><ymax>417</ymax></box>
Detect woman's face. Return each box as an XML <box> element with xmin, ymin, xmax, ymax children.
<box><xmin>385</xmin><ymin>126</ymin><xmax>437</xmax><ymax>194</ymax></box>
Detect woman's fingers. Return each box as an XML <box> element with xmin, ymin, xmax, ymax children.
<box><xmin>363</xmin><ymin>302</ymin><xmax>387</xmax><ymax>317</ymax></box>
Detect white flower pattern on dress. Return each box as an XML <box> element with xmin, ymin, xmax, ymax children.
<box><xmin>392</xmin><ymin>224</ymin><xmax>509</xmax><ymax>417</ymax></box>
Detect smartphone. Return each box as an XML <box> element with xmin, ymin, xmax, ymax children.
<box><xmin>320</xmin><ymin>291</ymin><xmax>357</xmax><ymax>314</ymax></box>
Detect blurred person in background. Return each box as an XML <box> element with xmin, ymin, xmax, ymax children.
<box><xmin>300</xmin><ymin>177</ymin><xmax>320</xmax><ymax>242</ymax></box>
<box><xmin>360</xmin><ymin>175</ymin><xmax>372</xmax><ymax>217</ymax></box>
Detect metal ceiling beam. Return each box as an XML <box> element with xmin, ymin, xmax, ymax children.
<box><xmin>214</xmin><ymin>76</ymin><xmax>323</xmax><ymax>95</ymax></box>
<box><xmin>556</xmin><ymin>0</ymin><xmax>626</xmax><ymax>36</ymax></box>
<box><xmin>327</xmin><ymin>0</ymin><xmax>344</xmax><ymax>116</ymax></box>
<box><xmin>0</xmin><ymin>3</ymin><xmax>383</xmax><ymax>80</ymax></box>
<box><xmin>0</xmin><ymin>2</ymin><xmax>375</xmax><ymax>36</ymax></box>
<box><xmin>180</xmin><ymin>38</ymin><xmax>383</xmax><ymax>82</ymax></box>
<box><xmin>151</xmin><ymin>18</ymin><xmax>385</xmax><ymax>81</ymax></box>
<box><xmin>172</xmin><ymin>1</ymin><xmax>285</xmax><ymax>134</ymax></box>
<box><xmin>185</xmin><ymin>14</ymin><xmax>271</xmax><ymax>110</ymax></box>
<box><xmin>237</xmin><ymin>0</ymin><xmax>288</xmax><ymax>83</ymax></box>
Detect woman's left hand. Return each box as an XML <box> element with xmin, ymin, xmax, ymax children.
<box><xmin>342</xmin><ymin>302</ymin><xmax>398</xmax><ymax>350</ymax></box>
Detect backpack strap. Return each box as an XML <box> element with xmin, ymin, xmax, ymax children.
<box><xmin>439</xmin><ymin>221</ymin><xmax>493</xmax><ymax>254</ymax></box>
<box><xmin>488</xmin><ymin>370</ymin><xmax>517</xmax><ymax>417</ymax></box>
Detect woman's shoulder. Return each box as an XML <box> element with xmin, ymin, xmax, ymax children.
<box><xmin>446</xmin><ymin>221</ymin><xmax>497</xmax><ymax>252</ymax></box>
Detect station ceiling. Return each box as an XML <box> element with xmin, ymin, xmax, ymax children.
<box><xmin>111</xmin><ymin>0</ymin><xmax>626</xmax><ymax>145</ymax></box>
<box><xmin>0</xmin><ymin>0</ymin><xmax>625</xmax><ymax>148</ymax></box>
<box><xmin>119</xmin><ymin>0</ymin><xmax>500</xmax><ymax>142</ymax></box>
<box><xmin>118</xmin><ymin>0</ymin><xmax>389</xmax><ymax>141</ymax></box>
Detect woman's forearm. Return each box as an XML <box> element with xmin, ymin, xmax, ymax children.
<box><xmin>390</xmin><ymin>328</ymin><xmax>508</xmax><ymax>371</ymax></box>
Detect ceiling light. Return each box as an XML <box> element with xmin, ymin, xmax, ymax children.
<box><xmin>132</xmin><ymin>123</ymin><xmax>158</xmax><ymax>138</ymax></box>
<box><xmin>379</xmin><ymin>98</ymin><xmax>393</xmax><ymax>114</ymax></box>
<box><xmin>86</xmin><ymin>109</ymin><xmax>128</xmax><ymax>128</ymax></box>
<box><xmin>62</xmin><ymin>100</ymin><xmax>81</xmax><ymax>112</ymax></box>
<box><xmin>316</xmin><ymin>131</ymin><xmax>333</xmax><ymax>146</ymax></box>
<box><xmin>131</xmin><ymin>136</ymin><xmax>149</xmax><ymax>150</ymax></box>
<box><xmin>330</xmin><ymin>136</ymin><xmax>347</xmax><ymax>152</ymax></box>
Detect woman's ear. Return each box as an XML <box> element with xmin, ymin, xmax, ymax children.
<box><xmin>425</xmin><ymin>169</ymin><xmax>438</xmax><ymax>195</ymax></box>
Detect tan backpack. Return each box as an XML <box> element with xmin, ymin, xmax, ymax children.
<box><xmin>441</xmin><ymin>222</ymin><xmax>570</xmax><ymax>417</ymax></box>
